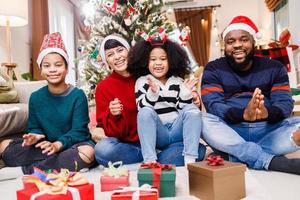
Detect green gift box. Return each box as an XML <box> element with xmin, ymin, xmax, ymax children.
<box><xmin>137</xmin><ymin>165</ymin><xmax>176</xmax><ymax>197</ymax></box>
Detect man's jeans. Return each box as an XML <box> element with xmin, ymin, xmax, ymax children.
<box><xmin>95</xmin><ymin>137</ymin><xmax>206</xmax><ymax>167</ymax></box>
<box><xmin>137</xmin><ymin>104</ymin><xmax>203</xmax><ymax>163</ymax></box>
<box><xmin>202</xmin><ymin>112</ymin><xmax>300</xmax><ymax>170</ymax></box>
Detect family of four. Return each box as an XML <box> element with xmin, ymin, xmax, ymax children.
<box><xmin>1</xmin><ymin>16</ymin><xmax>300</xmax><ymax>179</ymax></box>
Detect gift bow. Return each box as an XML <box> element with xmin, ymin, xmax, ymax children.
<box><xmin>140</xmin><ymin>162</ymin><xmax>173</xmax><ymax>193</ymax></box>
<box><xmin>102</xmin><ymin>161</ymin><xmax>128</xmax><ymax>177</ymax></box>
<box><xmin>23</xmin><ymin>167</ymin><xmax>88</xmax><ymax>195</ymax></box>
<box><xmin>113</xmin><ymin>184</ymin><xmax>158</xmax><ymax>200</ymax></box>
<box><xmin>206</xmin><ymin>155</ymin><xmax>224</xmax><ymax>166</ymax></box>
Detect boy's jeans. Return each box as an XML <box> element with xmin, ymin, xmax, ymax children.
<box><xmin>137</xmin><ymin>104</ymin><xmax>202</xmax><ymax>163</ymax></box>
<box><xmin>202</xmin><ymin>112</ymin><xmax>300</xmax><ymax>169</ymax></box>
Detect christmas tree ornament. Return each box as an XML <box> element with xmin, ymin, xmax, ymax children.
<box><xmin>102</xmin><ymin>0</ymin><xmax>118</xmax><ymax>13</ymax></box>
<box><xmin>153</xmin><ymin>0</ymin><xmax>160</xmax><ymax>6</ymax></box>
<box><xmin>179</xmin><ymin>26</ymin><xmax>191</xmax><ymax>46</ymax></box>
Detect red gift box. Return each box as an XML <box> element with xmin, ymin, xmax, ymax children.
<box><xmin>16</xmin><ymin>183</ymin><xmax>94</xmax><ymax>200</ymax></box>
<box><xmin>100</xmin><ymin>175</ymin><xmax>129</xmax><ymax>191</ymax></box>
<box><xmin>111</xmin><ymin>185</ymin><xmax>158</xmax><ymax>200</ymax></box>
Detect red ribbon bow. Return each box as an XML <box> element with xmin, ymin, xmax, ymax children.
<box><xmin>206</xmin><ymin>155</ymin><xmax>224</xmax><ymax>166</ymax></box>
<box><xmin>140</xmin><ymin>162</ymin><xmax>173</xmax><ymax>194</ymax></box>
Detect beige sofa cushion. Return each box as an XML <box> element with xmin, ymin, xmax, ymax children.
<box><xmin>0</xmin><ymin>104</ymin><xmax>27</xmax><ymax>138</ymax></box>
<box><xmin>0</xmin><ymin>81</ymin><xmax>47</xmax><ymax>139</ymax></box>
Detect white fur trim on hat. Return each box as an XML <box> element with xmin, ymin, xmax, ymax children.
<box><xmin>37</xmin><ymin>47</ymin><xmax>69</xmax><ymax>68</ymax></box>
<box><xmin>223</xmin><ymin>23</ymin><xmax>257</xmax><ymax>39</ymax></box>
<box><xmin>99</xmin><ymin>35</ymin><xmax>130</xmax><ymax>66</ymax></box>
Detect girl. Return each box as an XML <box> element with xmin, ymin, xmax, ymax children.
<box><xmin>0</xmin><ymin>32</ymin><xmax>94</xmax><ymax>176</ymax></box>
<box><xmin>127</xmin><ymin>37</ymin><xmax>205</xmax><ymax>165</ymax></box>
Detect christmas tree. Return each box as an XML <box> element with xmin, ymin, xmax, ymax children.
<box><xmin>78</xmin><ymin>0</ymin><xmax>175</xmax><ymax>104</ymax></box>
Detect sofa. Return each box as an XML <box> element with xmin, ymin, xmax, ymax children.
<box><xmin>0</xmin><ymin>81</ymin><xmax>47</xmax><ymax>140</ymax></box>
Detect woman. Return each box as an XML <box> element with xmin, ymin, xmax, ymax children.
<box><xmin>94</xmin><ymin>35</ymin><xmax>143</xmax><ymax>166</ymax></box>
<box><xmin>0</xmin><ymin>32</ymin><xmax>95</xmax><ymax>177</ymax></box>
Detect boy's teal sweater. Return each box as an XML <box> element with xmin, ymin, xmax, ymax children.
<box><xmin>27</xmin><ymin>85</ymin><xmax>93</xmax><ymax>150</ymax></box>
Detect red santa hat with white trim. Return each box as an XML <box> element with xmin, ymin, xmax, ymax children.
<box><xmin>37</xmin><ymin>32</ymin><xmax>69</xmax><ymax>67</ymax></box>
<box><xmin>222</xmin><ymin>15</ymin><xmax>262</xmax><ymax>40</ymax></box>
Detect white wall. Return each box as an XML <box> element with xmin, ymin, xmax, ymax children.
<box><xmin>0</xmin><ymin>0</ymin><xmax>31</xmax><ymax>74</ymax></box>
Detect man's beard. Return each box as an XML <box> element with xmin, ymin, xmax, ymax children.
<box><xmin>225</xmin><ymin>48</ymin><xmax>255</xmax><ymax>71</ymax></box>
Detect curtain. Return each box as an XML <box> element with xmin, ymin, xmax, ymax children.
<box><xmin>32</xmin><ymin>0</ymin><xmax>49</xmax><ymax>80</ymax></box>
<box><xmin>174</xmin><ymin>9</ymin><xmax>212</xmax><ymax>67</ymax></box>
<box><xmin>265</xmin><ymin>0</ymin><xmax>284</xmax><ymax>11</ymax></box>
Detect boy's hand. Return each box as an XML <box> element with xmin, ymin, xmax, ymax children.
<box><xmin>35</xmin><ymin>141</ymin><xmax>63</xmax><ymax>155</ymax></box>
<box><xmin>22</xmin><ymin>133</ymin><xmax>45</xmax><ymax>146</ymax></box>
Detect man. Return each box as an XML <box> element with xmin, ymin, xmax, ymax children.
<box><xmin>201</xmin><ymin>15</ymin><xmax>300</xmax><ymax>175</ymax></box>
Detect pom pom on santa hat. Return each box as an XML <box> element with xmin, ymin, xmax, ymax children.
<box><xmin>222</xmin><ymin>15</ymin><xmax>262</xmax><ymax>40</ymax></box>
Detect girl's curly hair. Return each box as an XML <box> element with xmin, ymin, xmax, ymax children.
<box><xmin>127</xmin><ymin>39</ymin><xmax>191</xmax><ymax>80</ymax></box>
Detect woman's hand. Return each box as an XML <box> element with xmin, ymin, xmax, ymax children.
<box><xmin>35</xmin><ymin>141</ymin><xmax>63</xmax><ymax>155</ymax></box>
<box><xmin>109</xmin><ymin>98</ymin><xmax>123</xmax><ymax>116</ymax></box>
<box><xmin>22</xmin><ymin>133</ymin><xmax>45</xmax><ymax>146</ymax></box>
<box><xmin>147</xmin><ymin>76</ymin><xmax>158</xmax><ymax>93</ymax></box>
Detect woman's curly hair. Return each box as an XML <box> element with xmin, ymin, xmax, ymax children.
<box><xmin>127</xmin><ymin>39</ymin><xmax>191</xmax><ymax>80</ymax></box>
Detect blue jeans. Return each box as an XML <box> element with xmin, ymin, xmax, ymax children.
<box><xmin>137</xmin><ymin>104</ymin><xmax>202</xmax><ymax>162</ymax></box>
<box><xmin>202</xmin><ymin>112</ymin><xmax>300</xmax><ymax>170</ymax></box>
<box><xmin>95</xmin><ymin>138</ymin><xmax>206</xmax><ymax>167</ymax></box>
<box><xmin>95</xmin><ymin>137</ymin><xmax>143</xmax><ymax>166</ymax></box>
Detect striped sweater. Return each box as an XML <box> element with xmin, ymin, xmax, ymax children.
<box><xmin>135</xmin><ymin>75</ymin><xmax>193</xmax><ymax>124</ymax></box>
<box><xmin>201</xmin><ymin>56</ymin><xmax>293</xmax><ymax>123</ymax></box>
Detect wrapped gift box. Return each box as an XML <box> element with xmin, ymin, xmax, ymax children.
<box><xmin>137</xmin><ymin>166</ymin><xmax>175</xmax><ymax>197</ymax></box>
<box><xmin>188</xmin><ymin>161</ymin><xmax>246</xmax><ymax>200</ymax></box>
<box><xmin>111</xmin><ymin>190</ymin><xmax>158</xmax><ymax>200</ymax></box>
<box><xmin>100</xmin><ymin>175</ymin><xmax>129</xmax><ymax>192</ymax></box>
<box><xmin>111</xmin><ymin>185</ymin><xmax>158</xmax><ymax>200</ymax></box>
<box><xmin>16</xmin><ymin>183</ymin><xmax>94</xmax><ymax>200</ymax></box>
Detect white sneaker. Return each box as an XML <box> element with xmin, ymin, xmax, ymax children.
<box><xmin>0</xmin><ymin>167</ymin><xmax>23</xmax><ymax>182</ymax></box>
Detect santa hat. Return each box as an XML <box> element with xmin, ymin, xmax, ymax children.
<box><xmin>37</xmin><ymin>32</ymin><xmax>69</xmax><ymax>67</ymax></box>
<box><xmin>222</xmin><ymin>16</ymin><xmax>262</xmax><ymax>40</ymax></box>
<box><xmin>100</xmin><ymin>35</ymin><xmax>130</xmax><ymax>66</ymax></box>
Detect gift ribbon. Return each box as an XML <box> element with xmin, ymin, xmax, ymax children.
<box><xmin>23</xmin><ymin>167</ymin><xmax>88</xmax><ymax>195</ymax></box>
<box><xmin>102</xmin><ymin>161</ymin><xmax>128</xmax><ymax>177</ymax></box>
<box><xmin>29</xmin><ymin>187</ymin><xmax>80</xmax><ymax>200</ymax></box>
<box><xmin>206</xmin><ymin>155</ymin><xmax>224</xmax><ymax>166</ymax></box>
<box><xmin>113</xmin><ymin>184</ymin><xmax>158</xmax><ymax>200</ymax></box>
<box><xmin>140</xmin><ymin>162</ymin><xmax>173</xmax><ymax>193</ymax></box>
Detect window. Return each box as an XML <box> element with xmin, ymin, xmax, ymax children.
<box><xmin>274</xmin><ymin>0</ymin><xmax>289</xmax><ymax>39</ymax></box>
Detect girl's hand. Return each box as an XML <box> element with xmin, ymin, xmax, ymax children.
<box><xmin>192</xmin><ymin>91</ymin><xmax>201</xmax><ymax>108</ymax></box>
<box><xmin>35</xmin><ymin>140</ymin><xmax>63</xmax><ymax>155</ymax></box>
<box><xmin>109</xmin><ymin>98</ymin><xmax>123</xmax><ymax>116</ymax></box>
<box><xmin>147</xmin><ymin>76</ymin><xmax>158</xmax><ymax>93</ymax></box>
<box><xmin>183</xmin><ymin>78</ymin><xmax>199</xmax><ymax>91</ymax></box>
<box><xmin>22</xmin><ymin>133</ymin><xmax>45</xmax><ymax>146</ymax></box>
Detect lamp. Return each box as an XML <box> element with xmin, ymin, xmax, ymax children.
<box><xmin>0</xmin><ymin>0</ymin><xmax>28</xmax><ymax>81</ymax></box>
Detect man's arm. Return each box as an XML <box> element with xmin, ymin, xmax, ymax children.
<box><xmin>201</xmin><ymin>65</ymin><xmax>243</xmax><ymax>122</ymax></box>
<box><xmin>264</xmin><ymin>65</ymin><xmax>293</xmax><ymax>123</ymax></box>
